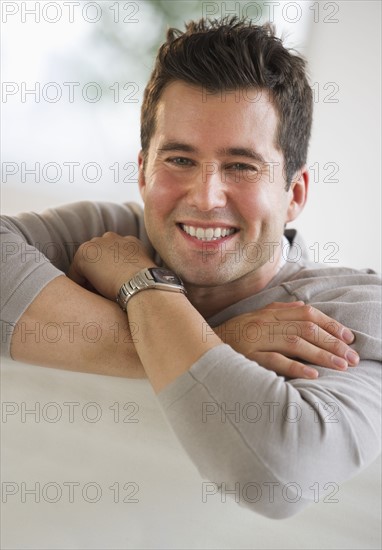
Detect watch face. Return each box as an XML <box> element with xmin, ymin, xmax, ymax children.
<box><xmin>151</xmin><ymin>268</ymin><xmax>182</xmax><ymax>285</ymax></box>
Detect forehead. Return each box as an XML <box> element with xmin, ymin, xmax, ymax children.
<box><xmin>153</xmin><ymin>81</ymin><xmax>280</xmax><ymax>153</ymax></box>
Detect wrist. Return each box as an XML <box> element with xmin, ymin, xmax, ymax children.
<box><xmin>116</xmin><ymin>266</ymin><xmax>186</xmax><ymax>312</ymax></box>
<box><xmin>113</xmin><ymin>263</ymin><xmax>157</xmax><ymax>296</ymax></box>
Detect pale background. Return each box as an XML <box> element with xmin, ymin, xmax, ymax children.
<box><xmin>1</xmin><ymin>2</ymin><xmax>381</xmax><ymax>549</ymax></box>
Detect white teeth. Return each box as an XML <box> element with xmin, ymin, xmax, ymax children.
<box><xmin>181</xmin><ymin>224</ymin><xmax>236</xmax><ymax>241</ymax></box>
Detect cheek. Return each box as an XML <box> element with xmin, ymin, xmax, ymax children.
<box><xmin>143</xmin><ymin>170</ymin><xmax>183</xmax><ymax>220</ymax></box>
<box><xmin>233</xmin><ymin>184</ymin><xmax>271</xmax><ymax>219</ymax></box>
<box><xmin>232</xmin><ymin>182</ymin><xmax>288</xmax><ymax>231</ymax></box>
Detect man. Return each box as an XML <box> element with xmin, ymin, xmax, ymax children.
<box><xmin>1</xmin><ymin>18</ymin><xmax>381</xmax><ymax>518</ymax></box>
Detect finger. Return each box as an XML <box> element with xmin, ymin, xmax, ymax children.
<box><xmin>247</xmin><ymin>322</ymin><xmax>359</xmax><ymax>370</ymax></box>
<box><xmin>273</xmin><ymin>304</ymin><xmax>355</xmax><ymax>344</ymax></box>
<box><xmin>249</xmin><ymin>351</ymin><xmax>319</xmax><ymax>380</ymax></box>
<box><xmin>289</xmin><ymin>323</ymin><xmax>359</xmax><ymax>367</ymax></box>
<box><xmin>242</xmin><ymin>316</ymin><xmax>358</xmax><ymax>368</ymax></box>
<box><xmin>270</xmin><ymin>333</ymin><xmax>359</xmax><ymax>371</ymax></box>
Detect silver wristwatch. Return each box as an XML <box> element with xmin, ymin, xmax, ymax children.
<box><xmin>116</xmin><ymin>267</ymin><xmax>186</xmax><ymax>311</ymax></box>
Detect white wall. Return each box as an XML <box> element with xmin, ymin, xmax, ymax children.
<box><xmin>294</xmin><ymin>0</ymin><xmax>381</xmax><ymax>272</ymax></box>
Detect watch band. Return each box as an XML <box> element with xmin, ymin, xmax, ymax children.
<box><xmin>116</xmin><ymin>267</ymin><xmax>186</xmax><ymax>311</ymax></box>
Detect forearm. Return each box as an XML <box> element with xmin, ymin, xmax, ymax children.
<box><xmin>156</xmin><ymin>345</ymin><xmax>381</xmax><ymax>518</ymax></box>
<box><xmin>127</xmin><ymin>290</ymin><xmax>222</xmax><ymax>392</ymax></box>
<box><xmin>10</xmin><ymin>276</ymin><xmax>145</xmax><ymax>378</ymax></box>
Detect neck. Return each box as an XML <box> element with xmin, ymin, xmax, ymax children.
<box><xmin>186</xmin><ymin>253</ymin><xmax>284</xmax><ymax>319</ymax></box>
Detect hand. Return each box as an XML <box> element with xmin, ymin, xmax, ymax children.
<box><xmin>213</xmin><ymin>301</ymin><xmax>359</xmax><ymax>379</ymax></box>
<box><xmin>68</xmin><ymin>232</ymin><xmax>157</xmax><ymax>300</ymax></box>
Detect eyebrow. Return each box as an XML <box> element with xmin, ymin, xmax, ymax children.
<box><xmin>217</xmin><ymin>147</ymin><xmax>266</xmax><ymax>164</ymax></box>
<box><xmin>157</xmin><ymin>141</ymin><xmax>266</xmax><ymax>164</ymax></box>
<box><xmin>157</xmin><ymin>141</ymin><xmax>196</xmax><ymax>154</ymax></box>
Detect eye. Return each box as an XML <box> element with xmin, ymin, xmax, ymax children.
<box><xmin>166</xmin><ymin>157</ymin><xmax>194</xmax><ymax>167</ymax></box>
<box><xmin>225</xmin><ymin>162</ymin><xmax>259</xmax><ymax>172</ymax></box>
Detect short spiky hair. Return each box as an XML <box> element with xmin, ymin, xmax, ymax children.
<box><xmin>140</xmin><ymin>17</ymin><xmax>313</xmax><ymax>187</ymax></box>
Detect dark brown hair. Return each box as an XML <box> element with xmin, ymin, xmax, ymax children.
<box><xmin>140</xmin><ymin>16</ymin><xmax>313</xmax><ymax>188</ymax></box>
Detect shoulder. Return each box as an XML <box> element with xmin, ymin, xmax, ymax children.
<box><xmin>282</xmin><ymin>229</ymin><xmax>381</xmax><ymax>327</ymax></box>
<box><xmin>281</xmin><ymin>264</ymin><xmax>381</xmax><ymax>360</ymax></box>
<box><xmin>1</xmin><ymin>200</ymin><xmax>145</xmax><ymax>237</ymax></box>
<box><xmin>283</xmin><ymin>264</ymin><xmax>381</xmax><ymax>301</ymax></box>
<box><xmin>40</xmin><ymin>200</ymin><xmax>144</xmax><ymax>230</ymax></box>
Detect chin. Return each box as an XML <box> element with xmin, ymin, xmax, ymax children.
<box><xmin>177</xmin><ymin>265</ymin><xmax>240</xmax><ymax>287</ymax></box>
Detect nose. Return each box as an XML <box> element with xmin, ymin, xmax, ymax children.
<box><xmin>186</xmin><ymin>162</ymin><xmax>227</xmax><ymax>211</ymax></box>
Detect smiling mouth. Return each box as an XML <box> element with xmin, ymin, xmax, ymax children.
<box><xmin>178</xmin><ymin>223</ymin><xmax>238</xmax><ymax>242</ymax></box>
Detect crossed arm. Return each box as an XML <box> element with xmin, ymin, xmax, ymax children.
<box><xmin>10</xmin><ymin>276</ymin><xmax>354</xmax><ymax>381</ymax></box>
<box><xmin>9</xmin><ymin>249</ymin><xmax>358</xmax><ymax>387</ymax></box>
<box><xmin>9</xmin><ymin>230</ymin><xmax>358</xmax><ymax>392</ymax></box>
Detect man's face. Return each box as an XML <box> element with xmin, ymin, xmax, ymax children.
<box><xmin>139</xmin><ymin>81</ymin><xmax>300</xmax><ymax>287</ymax></box>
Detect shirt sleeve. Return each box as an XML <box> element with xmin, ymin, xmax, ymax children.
<box><xmin>0</xmin><ymin>201</ymin><xmax>144</xmax><ymax>357</ymax></box>
<box><xmin>156</xmin><ymin>286</ymin><xmax>382</xmax><ymax>519</ymax></box>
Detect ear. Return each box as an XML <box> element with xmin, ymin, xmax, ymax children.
<box><xmin>285</xmin><ymin>166</ymin><xmax>309</xmax><ymax>223</ymax></box>
<box><xmin>138</xmin><ymin>151</ymin><xmax>146</xmax><ymax>202</ymax></box>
